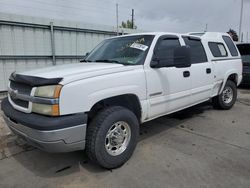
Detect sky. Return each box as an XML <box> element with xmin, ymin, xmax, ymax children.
<box><xmin>0</xmin><ymin>0</ymin><xmax>250</xmax><ymax>42</ymax></box>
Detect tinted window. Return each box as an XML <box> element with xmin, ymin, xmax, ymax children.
<box><xmin>154</xmin><ymin>38</ymin><xmax>181</xmax><ymax>66</ymax></box>
<box><xmin>237</xmin><ymin>43</ymin><xmax>250</xmax><ymax>55</ymax></box>
<box><xmin>242</xmin><ymin>55</ymin><xmax>250</xmax><ymax>63</ymax></box>
<box><xmin>208</xmin><ymin>42</ymin><xmax>228</xmax><ymax>57</ymax></box>
<box><xmin>183</xmin><ymin>37</ymin><xmax>207</xmax><ymax>63</ymax></box>
<box><xmin>237</xmin><ymin>43</ymin><xmax>250</xmax><ymax>64</ymax></box>
<box><xmin>222</xmin><ymin>36</ymin><xmax>238</xmax><ymax>56</ymax></box>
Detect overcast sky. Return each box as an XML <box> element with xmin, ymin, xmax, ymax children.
<box><xmin>0</xmin><ymin>0</ymin><xmax>250</xmax><ymax>41</ymax></box>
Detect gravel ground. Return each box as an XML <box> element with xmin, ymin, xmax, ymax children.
<box><xmin>0</xmin><ymin>88</ymin><xmax>250</xmax><ymax>188</ymax></box>
<box><xmin>0</xmin><ymin>100</ymin><xmax>34</xmax><ymax>160</ymax></box>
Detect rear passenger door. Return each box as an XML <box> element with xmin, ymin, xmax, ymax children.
<box><xmin>183</xmin><ymin>36</ymin><xmax>213</xmax><ymax>103</ymax></box>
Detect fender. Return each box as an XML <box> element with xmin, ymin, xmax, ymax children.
<box><xmin>87</xmin><ymin>85</ymin><xmax>143</xmax><ymax>110</ymax></box>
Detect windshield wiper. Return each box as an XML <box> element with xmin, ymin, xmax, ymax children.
<box><xmin>95</xmin><ymin>59</ymin><xmax>121</xmax><ymax>64</ymax></box>
<box><xmin>95</xmin><ymin>59</ymin><xmax>133</xmax><ymax>65</ymax></box>
<box><xmin>80</xmin><ymin>59</ymin><xmax>92</xmax><ymax>62</ymax></box>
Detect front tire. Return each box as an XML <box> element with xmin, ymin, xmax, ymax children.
<box><xmin>86</xmin><ymin>106</ymin><xmax>139</xmax><ymax>169</ymax></box>
<box><xmin>212</xmin><ymin>80</ymin><xmax>237</xmax><ymax>110</ymax></box>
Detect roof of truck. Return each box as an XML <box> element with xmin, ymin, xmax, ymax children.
<box><xmin>110</xmin><ymin>32</ymin><xmax>181</xmax><ymax>38</ymax></box>
<box><xmin>189</xmin><ymin>32</ymin><xmax>231</xmax><ymax>40</ymax></box>
<box><xmin>109</xmin><ymin>32</ymin><xmax>230</xmax><ymax>41</ymax></box>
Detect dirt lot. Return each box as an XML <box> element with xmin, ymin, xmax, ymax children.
<box><xmin>0</xmin><ymin>88</ymin><xmax>250</xmax><ymax>188</ymax></box>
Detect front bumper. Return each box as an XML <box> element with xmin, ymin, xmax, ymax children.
<box><xmin>1</xmin><ymin>98</ymin><xmax>87</xmax><ymax>153</ymax></box>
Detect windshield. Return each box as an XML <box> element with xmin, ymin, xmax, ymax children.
<box><xmin>85</xmin><ymin>35</ymin><xmax>154</xmax><ymax>65</ymax></box>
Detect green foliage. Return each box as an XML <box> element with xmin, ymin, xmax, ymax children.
<box><xmin>120</xmin><ymin>20</ymin><xmax>137</xmax><ymax>29</ymax></box>
<box><xmin>227</xmin><ymin>29</ymin><xmax>239</xmax><ymax>42</ymax></box>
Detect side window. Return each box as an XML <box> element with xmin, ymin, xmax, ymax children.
<box><xmin>183</xmin><ymin>37</ymin><xmax>208</xmax><ymax>64</ymax></box>
<box><xmin>208</xmin><ymin>42</ymin><xmax>228</xmax><ymax>57</ymax></box>
<box><xmin>154</xmin><ymin>37</ymin><xmax>181</xmax><ymax>66</ymax></box>
<box><xmin>222</xmin><ymin>36</ymin><xmax>239</xmax><ymax>57</ymax></box>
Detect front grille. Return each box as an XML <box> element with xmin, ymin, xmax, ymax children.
<box><xmin>10</xmin><ymin>97</ymin><xmax>29</xmax><ymax>108</ymax></box>
<box><xmin>10</xmin><ymin>81</ymin><xmax>32</xmax><ymax>95</ymax></box>
<box><xmin>9</xmin><ymin>81</ymin><xmax>32</xmax><ymax>109</ymax></box>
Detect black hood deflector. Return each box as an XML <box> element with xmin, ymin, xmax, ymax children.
<box><xmin>9</xmin><ymin>72</ymin><xmax>63</xmax><ymax>86</ymax></box>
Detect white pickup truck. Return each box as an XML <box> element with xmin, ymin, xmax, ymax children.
<box><xmin>1</xmin><ymin>32</ymin><xmax>242</xmax><ymax>169</ymax></box>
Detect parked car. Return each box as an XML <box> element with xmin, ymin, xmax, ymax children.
<box><xmin>237</xmin><ymin>43</ymin><xmax>250</xmax><ymax>84</ymax></box>
<box><xmin>1</xmin><ymin>32</ymin><xmax>242</xmax><ymax>169</ymax></box>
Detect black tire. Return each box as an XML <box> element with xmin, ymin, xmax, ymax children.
<box><xmin>86</xmin><ymin>106</ymin><xmax>139</xmax><ymax>169</ymax></box>
<box><xmin>212</xmin><ymin>80</ymin><xmax>237</xmax><ymax>110</ymax></box>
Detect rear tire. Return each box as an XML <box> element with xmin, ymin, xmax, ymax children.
<box><xmin>212</xmin><ymin>80</ymin><xmax>237</xmax><ymax>110</ymax></box>
<box><xmin>86</xmin><ymin>106</ymin><xmax>139</xmax><ymax>169</ymax></box>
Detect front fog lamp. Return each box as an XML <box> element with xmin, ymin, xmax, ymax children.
<box><xmin>32</xmin><ymin>103</ymin><xmax>59</xmax><ymax>116</ymax></box>
<box><xmin>34</xmin><ymin>85</ymin><xmax>62</xmax><ymax>98</ymax></box>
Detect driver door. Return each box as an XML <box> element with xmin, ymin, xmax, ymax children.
<box><xmin>145</xmin><ymin>35</ymin><xmax>192</xmax><ymax>119</ymax></box>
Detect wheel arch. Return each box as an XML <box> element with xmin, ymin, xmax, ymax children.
<box><xmin>87</xmin><ymin>94</ymin><xmax>142</xmax><ymax>124</ymax></box>
<box><xmin>219</xmin><ymin>72</ymin><xmax>238</xmax><ymax>94</ymax></box>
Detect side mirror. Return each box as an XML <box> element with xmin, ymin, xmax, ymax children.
<box><xmin>80</xmin><ymin>52</ymin><xmax>90</xmax><ymax>62</ymax></box>
<box><xmin>85</xmin><ymin>52</ymin><xmax>90</xmax><ymax>57</ymax></box>
<box><xmin>173</xmin><ymin>46</ymin><xmax>191</xmax><ymax>68</ymax></box>
<box><xmin>150</xmin><ymin>58</ymin><xmax>161</xmax><ymax>68</ymax></box>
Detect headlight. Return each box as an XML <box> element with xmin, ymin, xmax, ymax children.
<box><xmin>32</xmin><ymin>85</ymin><xmax>62</xmax><ymax>116</ymax></box>
<box><xmin>34</xmin><ymin>85</ymin><xmax>62</xmax><ymax>98</ymax></box>
<box><xmin>32</xmin><ymin>103</ymin><xmax>59</xmax><ymax>116</ymax></box>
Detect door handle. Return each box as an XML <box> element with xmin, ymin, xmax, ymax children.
<box><xmin>206</xmin><ymin>68</ymin><xmax>211</xmax><ymax>74</ymax></box>
<box><xmin>183</xmin><ymin>71</ymin><xmax>190</xmax><ymax>77</ymax></box>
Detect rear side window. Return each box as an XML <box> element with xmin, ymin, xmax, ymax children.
<box><xmin>208</xmin><ymin>42</ymin><xmax>228</xmax><ymax>57</ymax></box>
<box><xmin>183</xmin><ymin>37</ymin><xmax>208</xmax><ymax>64</ymax></box>
<box><xmin>222</xmin><ymin>36</ymin><xmax>238</xmax><ymax>56</ymax></box>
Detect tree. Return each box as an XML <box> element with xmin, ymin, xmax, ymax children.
<box><xmin>120</xmin><ymin>20</ymin><xmax>137</xmax><ymax>29</ymax></box>
<box><xmin>227</xmin><ymin>29</ymin><xmax>239</xmax><ymax>42</ymax></box>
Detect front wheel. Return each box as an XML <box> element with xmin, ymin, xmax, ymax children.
<box><xmin>86</xmin><ymin>106</ymin><xmax>139</xmax><ymax>169</ymax></box>
<box><xmin>212</xmin><ymin>80</ymin><xmax>237</xmax><ymax>110</ymax></box>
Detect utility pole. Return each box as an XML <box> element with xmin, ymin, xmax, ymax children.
<box><xmin>247</xmin><ymin>32</ymin><xmax>249</xmax><ymax>42</ymax></box>
<box><xmin>239</xmin><ymin>0</ymin><xmax>244</xmax><ymax>42</ymax></box>
<box><xmin>131</xmin><ymin>9</ymin><xmax>134</xmax><ymax>29</ymax></box>
<box><xmin>116</xmin><ymin>3</ymin><xmax>119</xmax><ymax>35</ymax></box>
<box><xmin>204</xmin><ymin>23</ymin><xmax>208</xmax><ymax>32</ymax></box>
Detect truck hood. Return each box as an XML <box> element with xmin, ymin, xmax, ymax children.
<box><xmin>16</xmin><ymin>63</ymin><xmax>138</xmax><ymax>85</ymax></box>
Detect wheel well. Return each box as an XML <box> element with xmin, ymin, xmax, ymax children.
<box><xmin>87</xmin><ymin>94</ymin><xmax>142</xmax><ymax>123</ymax></box>
<box><xmin>227</xmin><ymin>73</ymin><xmax>238</xmax><ymax>85</ymax></box>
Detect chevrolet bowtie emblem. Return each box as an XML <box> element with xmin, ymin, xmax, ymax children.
<box><xmin>11</xmin><ymin>90</ymin><xmax>18</xmax><ymax>99</ymax></box>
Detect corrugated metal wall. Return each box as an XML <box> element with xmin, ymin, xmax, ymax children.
<box><xmin>0</xmin><ymin>13</ymin><xmax>137</xmax><ymax>91</ymax></box>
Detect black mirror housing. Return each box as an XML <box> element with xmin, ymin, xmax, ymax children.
<box><xmin>173</xmin><ymin>46</ymin><xmax>191</xmax><ymax>68</ymax></box>
<box><xmin>150</xmin><ymin>58</ymin><xmax>163</xmax><ymax>68</ymax></box>
<box><xmin>85</xmin><ymin>52</ymin><xmax>90</xmax><ymax>57</ymax></box>
<box><xmin>80</xmin><ymin>52</ymin><xmax>90</xmax><ymax>62</ymax></box>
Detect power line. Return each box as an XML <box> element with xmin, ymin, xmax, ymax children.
<box><xmin>63</xmin><ymin>0</ymin><xmax>134</xmax><ymax>18</ymax></box>
<box><xmin>0</xmin><ymin>0</ymin><xmax>138</xmax><ymax>29</ymax></box>
<box><xmin>0</xmin><ymin>2</ymin><xmax>116</xmax><ymax>27</ymax></box>
<box><xmin>0</xmin><ymin>0</ymin><xmax>130</xmax><ymax>18</ymax></box>
<box><xmin>31</xmin><ymin>0</ymin><xmax>129</xmax><ymax>16</ymax></box>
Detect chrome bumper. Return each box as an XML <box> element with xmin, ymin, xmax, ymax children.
<box><xmin>3</xmin><ymin>114</ymin><xmax>86</xmax><ymax>153</ymax></box>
